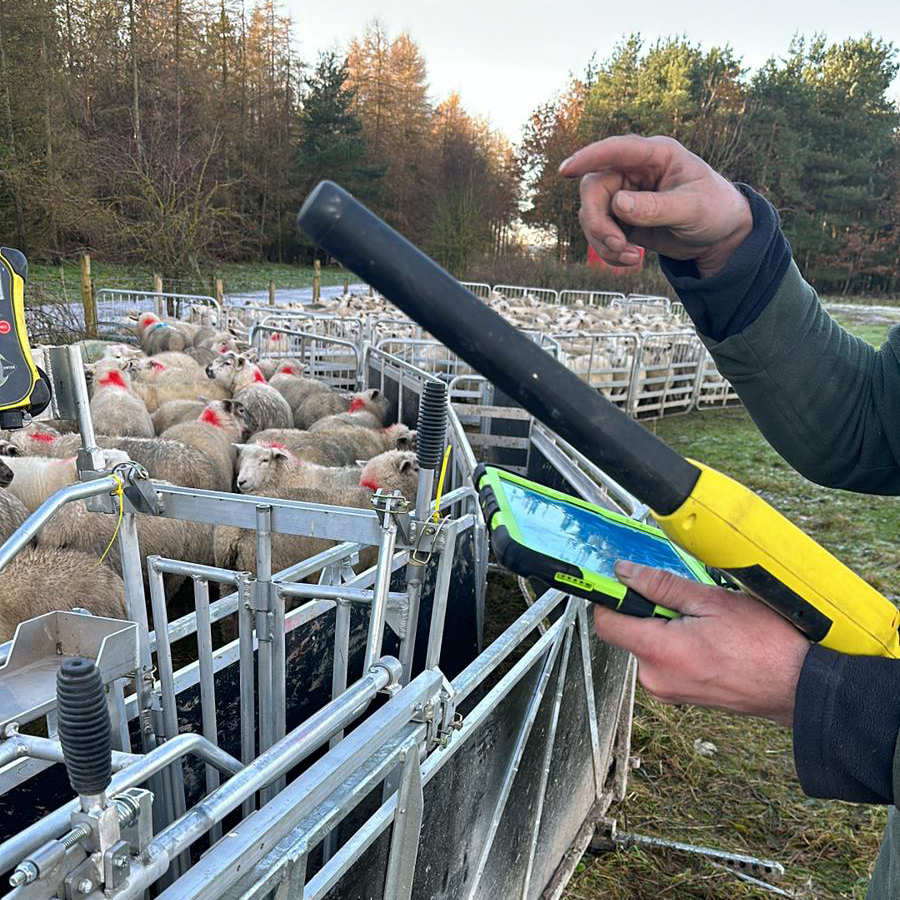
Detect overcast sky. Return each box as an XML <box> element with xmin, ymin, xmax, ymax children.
<box><xmin>285</xmin><ymin>0</ymin><xmax>899</xmax><ymax>141</ymax></box>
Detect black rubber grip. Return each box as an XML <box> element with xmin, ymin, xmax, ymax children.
<box><xmin>56</xmin><ymin>657</ymin><xmax>112</xmax><ymax>796</ymax></box>
<box><xmin>416</xmin><ymin>380</ymin><xmax>448</xmax><ymax>471</ymax></box>
<box><xmin>297</xmin><ymin>182</ymin><xmax>699</xmax><ymax>514</ymax></box>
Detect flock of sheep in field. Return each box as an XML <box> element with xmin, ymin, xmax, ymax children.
<box><xmin>0</xmin><ymin>284</ymin><xmax>703</xmax><ymax>643</ymax></box>
<box><xmin>0</xmin><ymin>308</ymin><xmax>419</xmax><ymax>642</ymax></box>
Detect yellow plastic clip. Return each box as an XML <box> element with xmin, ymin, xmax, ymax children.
<box><xmin>433</xmin><ymin>445</ymin><xmax>452</xmax><ymax>522</ymax></box>
<box><xmin>98</xmin><ymin>475</ymin><xmax>125</xmax><ymax>565</ymax></box>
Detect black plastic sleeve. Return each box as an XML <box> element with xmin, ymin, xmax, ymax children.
<box><xmin>298</xmin><ymin>182</ymin><xmax>700</xmax><ymax>514</ymax></box>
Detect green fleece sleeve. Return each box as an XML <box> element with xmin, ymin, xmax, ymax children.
<box><xmin>701</xmin><ymin>261</ymin><xmax>900</xmax><ymax>495</ymax></box>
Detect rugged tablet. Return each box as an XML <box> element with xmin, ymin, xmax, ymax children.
<box><xmin>475</xmin><ymin>464</ymin><xmax>714</xmax><ymax>619</ymax></box>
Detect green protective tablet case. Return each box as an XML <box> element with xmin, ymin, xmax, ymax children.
<box><xmin>474</xmin><ymin>463</ymin><xmax>714</xmax><ymax>617</ymax></box>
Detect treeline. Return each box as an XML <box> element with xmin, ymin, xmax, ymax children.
<box><xmin>0</xmin><ymin>5</ymin><xmax>518</xmax><ymax>276</ymax></box>
<box><xmin>1</xmin><ymin>7</ymin><xmax>898</xmax><ymax>296</ymax></box>
<box><xmin>522</xmin><ymin>35</ymin><xmax>900</xmax><ymax>294</ymax></box>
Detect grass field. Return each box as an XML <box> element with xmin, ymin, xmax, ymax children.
<box><xmin>562</xmin><ymin>312</ymin><xmax>898</xmax><ymax>899</ymax></box>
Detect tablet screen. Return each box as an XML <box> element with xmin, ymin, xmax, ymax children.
<box><xmin>501</xmin><ymin>479</ymin><xmax>700</xmax><ymax>581</ymax></box>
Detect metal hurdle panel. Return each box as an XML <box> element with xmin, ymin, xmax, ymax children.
<box><xmin>257</xmin><ymin>311</ymin><xmax>366</xmax><ymax>343</ymax></box>
<box><xmin>612</xmin><ymin>294</ymin><xmax>671</xmax><ymax>317</ymax></box>
<box><xmin>250</xmin><ymin>324</ymin><xmax>361</xmax><ymax>390</ymax></box>
<box><xmin>629</xmin><ymin>330</ymin><xmax>704</xmax><ymax>418</ymax></box>
<box><xmin>460</xmin><ymin>281</ymin><xmax>492</xmax><ymax>300</ymax></box>
<box><xmin>492</xmin><ymin>284</ymin><xmax>560</xmax><ymax>305</ymax></box>
<box><xmin>552</xmin><ymin>331</ymin><xmax>639</xmax><ymax>411</ymax></box>
<box><xmin>558</xmin><ymin>290</ymin><xmax>627</xmax><ymax>307</ymax></box>
<box><xmin>694</xmin><ymin>349</ymin><xmax>742</xmax><ymax>409</ymax></box>
<box><xmin>95</xmin><ymin>289</ymin><xmax>222</xmax><ymax>329</ymax></box>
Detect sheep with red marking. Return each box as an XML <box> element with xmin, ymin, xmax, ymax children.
<box><xmin>213</xmin><ymin>450</ymin><xmax>419</xmax><ymax>575</ymax></box>
<box><xmin>161</xmin><ymin>399</ymin><xmax>257</xmax><ymax>486</ymax></box>
<box><xmin>308</xmin><ymin>389</ymin><xmax>390</xmax><ymax>431</ymax></box>
<box><xmin>205</xmin><ymin>352</ymin><xmax>292</xmax><ymax>431</ymax></box>
<box><xmin>87</xmin><ymin>364</ymin><xmax>155</xmax><ymax>437</ymax></box>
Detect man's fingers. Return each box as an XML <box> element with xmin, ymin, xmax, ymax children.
<box><xmin>614</xmin><ymin>562</ymin><xmax>720</xmax><ymax>616</ymax></box>
<box><xmin>593</xmin><ymin>604</ymin><xmax>668</xmax><ymax>657</ymax></box>
<box><xmin>579</xmin><ymin>172</ymin><xmax>643</xmax><ymax>263</ymax></box>
<box><xmin>612</xmin><ymin>187</ymin><xmax>693</xmax><ymax>229</ymax></box>
<box><xmin>560</xmin><ymin>134</ymin><xmax>675</xmax><ymax>179</ymax></box>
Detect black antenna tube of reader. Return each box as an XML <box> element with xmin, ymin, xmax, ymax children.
<box><xmin>298</xmin><ymin>181</ymin><xmax>699</xmax><ymax>515</ymax></box>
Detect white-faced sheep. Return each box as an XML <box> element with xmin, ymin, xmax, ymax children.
<box><xmin>214</xmin><ymin>451</ymin><xmax>419</xmax><ymax>576</ymax></box>
<box><xmin>294</xmin><ymin>388</ymin><xmax>387</xmax><ymax>430</ymax></box>
<box><xmin>235</xmin><ymin>444</ymin><xmax>367</xmax><ymax>495</ymax></box>
<box><xmin>36</xmin><ymin>493</ymin><xmax>215</xmax><ymax>584</ymax></box>
<box><xmin>88</xmin><ymin>366</ymin><xmax>155</xmax><ymax>438</ymax></box>
<box><xmin>257</xmin><ymin>356</ymin><xmax>305</xmax><ymax>381</ymax></box>
<box><xmin>206</xmin><ymin>352</ymin><xmax>292</xmax><ymax>431</ymax></box>
<box><xmin>2</xmin><ymin>449</ymin><xmax>130</xmax><ymax>512</ymax></box>
<box><xmin>126</xmin><ymin>351</ymin><xmax>206</xmax><ymax>379</ymax></box>
<box><xmin>268</xmin><ymin>369</ymin><xmax>334</xmax><ymax>412</ymax></box>
<box><xmin>162</xmin><ymin>400</ymin><xmax>257</xmax><ymax>486</ymax></box>
<box><xmin>1</xmin><ymin>432</ymin><xmax>227</xmax><ymax>493</ymax></box>
<box><xmin>251</xmin><ymin>423</ymin><xmax>415</xmax><ymax>467</ymax></box>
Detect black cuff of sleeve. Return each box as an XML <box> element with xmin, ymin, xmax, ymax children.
<box><xmin>658</xmin><ymin>184</ymin><xmax>792</xmax><ymax>341</ymax></box>
<box><xmin>793</xmin><ymin>644</ymin><xmax>900</xmax><ymax>805</ymax></box>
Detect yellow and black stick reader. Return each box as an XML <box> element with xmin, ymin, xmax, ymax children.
<box><xmin>297</xmin><ymin>182</ymin><xmax>900</xmax><ymax>660</ymax></box>
<box><xmin>0</xmin><ymin>248</ymin><xmax>52</xmax><ymax>430</ymax></box>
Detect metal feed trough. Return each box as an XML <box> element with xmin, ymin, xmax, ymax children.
<box><xmin>0</xmin><ymin>332</ymin><xmax>638</xmax><ymax>900</ymax></box>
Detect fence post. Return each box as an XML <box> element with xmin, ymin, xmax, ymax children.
<box><xmin>80</xmin><ymin>253</ymin><xmax>96</xmax><ymax>339</ymax></box>
<box><xmin>313</xmin><ymin>260</ymin><xmax>321</xmax><ymax>303</ymax></box>
<box><xmin>215</xmin><ymin>277</ymin><xmax>224</xmax><ymax>308</ymax></box>
<box><xmin>153</xmin><ymin>272</ymin><xmax>165</xmax><ymax>316</ymax></box>
<box><xmin>343</xmin><ymin>276</ymin><xmax>349</xmax><ymax>295</ymax></box>
<box><xmin>268</xmin><ymin>279</ymin><xmax>276</xmax><ymax>307</ymax></box>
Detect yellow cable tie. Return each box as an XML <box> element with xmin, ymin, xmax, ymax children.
<box><xmin>98</xmin><ymin>475</ymin><xmax>125</xmax><ymax>565</ymax></box>
<box><xmin>433</xmin><ymin>445</ymin><xmax>452</xmax><ymax>522</ymax></box>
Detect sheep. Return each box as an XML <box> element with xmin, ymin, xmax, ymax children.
<box><xmin>292</xmin><ymin>386</ymin><xmax>348</xmax><ymax>429</ymax></box>
<box><xmin>235</xmin><ymin>444</ymin><xmax>365</xmax><ymax>495</ymax></box>
<box><xmin>206</xmin><ymin>352</ymin><xmax>293</xmax><ymax>431</ymax></box>
<box><xmin>306</xmin><ymin>423</ymin><xmax>416</xmax><ymax>463</ymax></box>
<box><xmin>251</xmin><ymin>423</ymin><xmax>415</xmax><ymax>467</ymax></box>
<box><xmin>268</xmin><ymin>370</ymin><xmax>333</xmax><ymax>412</ymax></box>
<box><xmin>0</xmin><ymin>546</ymin><xmax>127</xmax><ymax>642</ymax></box>
<box><xmin>214</xmin><ymin>450</ymin><xmax>419</xmax><ymax>576</ymax></box>
<box><xmin>88</xmin><ymin>366</ymin><xmax>155</xmax><ymax>438</ymax></box>
<box><xmin>0</xmin><ymin>422</ymin><xmax>63</xmax><ymax>455</ymax></box>
<box><xmin>126</xmin><ymin>351</ymin><xmax>205</xmax><ymax>379</ymax></box>
<box><xmin>151</xmin><ymin>399</ymin><xmax>208</xmax><ymax>433</ymax></box>
<box><xmin>3</xmin><ymin>449</ymin><xmax>130</xmax><ymax>511</ymax></box>
<box><xmin>307</xmin><ymin>390</ymin><xmax>390</xmax><ymax>432</ymax></box>
<box><xmin>133</xmin><ymin>312</ymin><xmax>190</xmax><ymax>354</ymax></box>
<box><xmin>162</xmin><ymin>400</ymin><xmax>257</xmax><ymax>486</ymax></box>
<box><xmin>257</xmin><ymin>357</ymin><xmax>305</xmax><ymax>381</ymax></box>
<box><xmin>36</xmin><ymin>493</ymin><xmax>215</xmax><ymax>582</ymax></box>
<box><xmin>0</xmin><ymin>486</ymin><xmax>28</xmax><ymax>542</ymax></box>
<box><xmin>1</xmin><ymin>433</ymin><xmax>227</xmax><ymax>492</ymax></box>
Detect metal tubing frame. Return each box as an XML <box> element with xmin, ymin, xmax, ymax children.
<box><xmin>362</xmin><ymin>509</ymin><xmax>399</xmax><ymax>672</ymax></box>
<box><xmin>149</xmin><ymin>667</ymin><xmax>441</xmax><ymax>900</ymax></box>
<box><xmin>0</xmin><ymin>733</ymin><xmax>241</xmax><ymax>875</ymax></box>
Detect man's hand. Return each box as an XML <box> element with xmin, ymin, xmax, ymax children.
<box><xmin>559</xmin><ymin>135</ymin><xmax>753</xmax><ymax>277</ymax></box>
<box><xmin>595</xmin><ymin>561</ymin><xmax>810</xmax><ymax>727</ymax></box>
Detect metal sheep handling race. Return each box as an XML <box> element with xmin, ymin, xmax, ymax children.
<box><xmin>0</xmin><ymin>244</ymin><xmax>645</xmax><ymax>900</ymax></box>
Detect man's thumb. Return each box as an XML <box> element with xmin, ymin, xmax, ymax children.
<box><xmin>614</xmin><ymin>561</ymin><xmax>715</xmax><ymax>616</ymax></box>
<box><xmin>612</xmin><ymin>189</ymin><xmax>684</xmax><ymax>228</ymax></box>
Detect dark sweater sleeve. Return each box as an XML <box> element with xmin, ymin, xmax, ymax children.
<box><xmin>659</xmin><ymin>184</ymin><xmax>791</xmax><ymax>341</ymax></box>
<box><xmin>660</xmin><ymin>192</ymin><xmax>900</xmax><ymax>494</ymax></box>
<box><xmin>793</xmin><ymin>645</ymin><xmax>900</xmax><ymax>805</ymax></box>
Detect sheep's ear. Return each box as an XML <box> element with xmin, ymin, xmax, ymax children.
<box><xmin>236</xmin><ymin>356</ymin><xmax>247</xmax><ymax>367</ymax></box>
<box><xmin>245</xmin><ymin>347</ymin><xmax>258</xmax><ymax>361</ymax></box>
<box><xmin>369</xmin><ymin>388</ymin><xmax>380</xmax><ymax>400</ymax></box>
<box><xmin>271</xmin><ymin>447</ymin><xmax>290</xmax><ymax>460</ymax></box>
<box><xmin>0</xmin><ymin>443</ymin><xmax>21</xmax><ymax>457</ymax></box>
<box><xmin>398</xmin><ymin>458</ymin><xmax>414</xmax><ymax>474</ymax></box>
<box><xmin>231</xmin><ymin>442</ymin><xmax>247</xmax><ymax>450</ymax></box>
